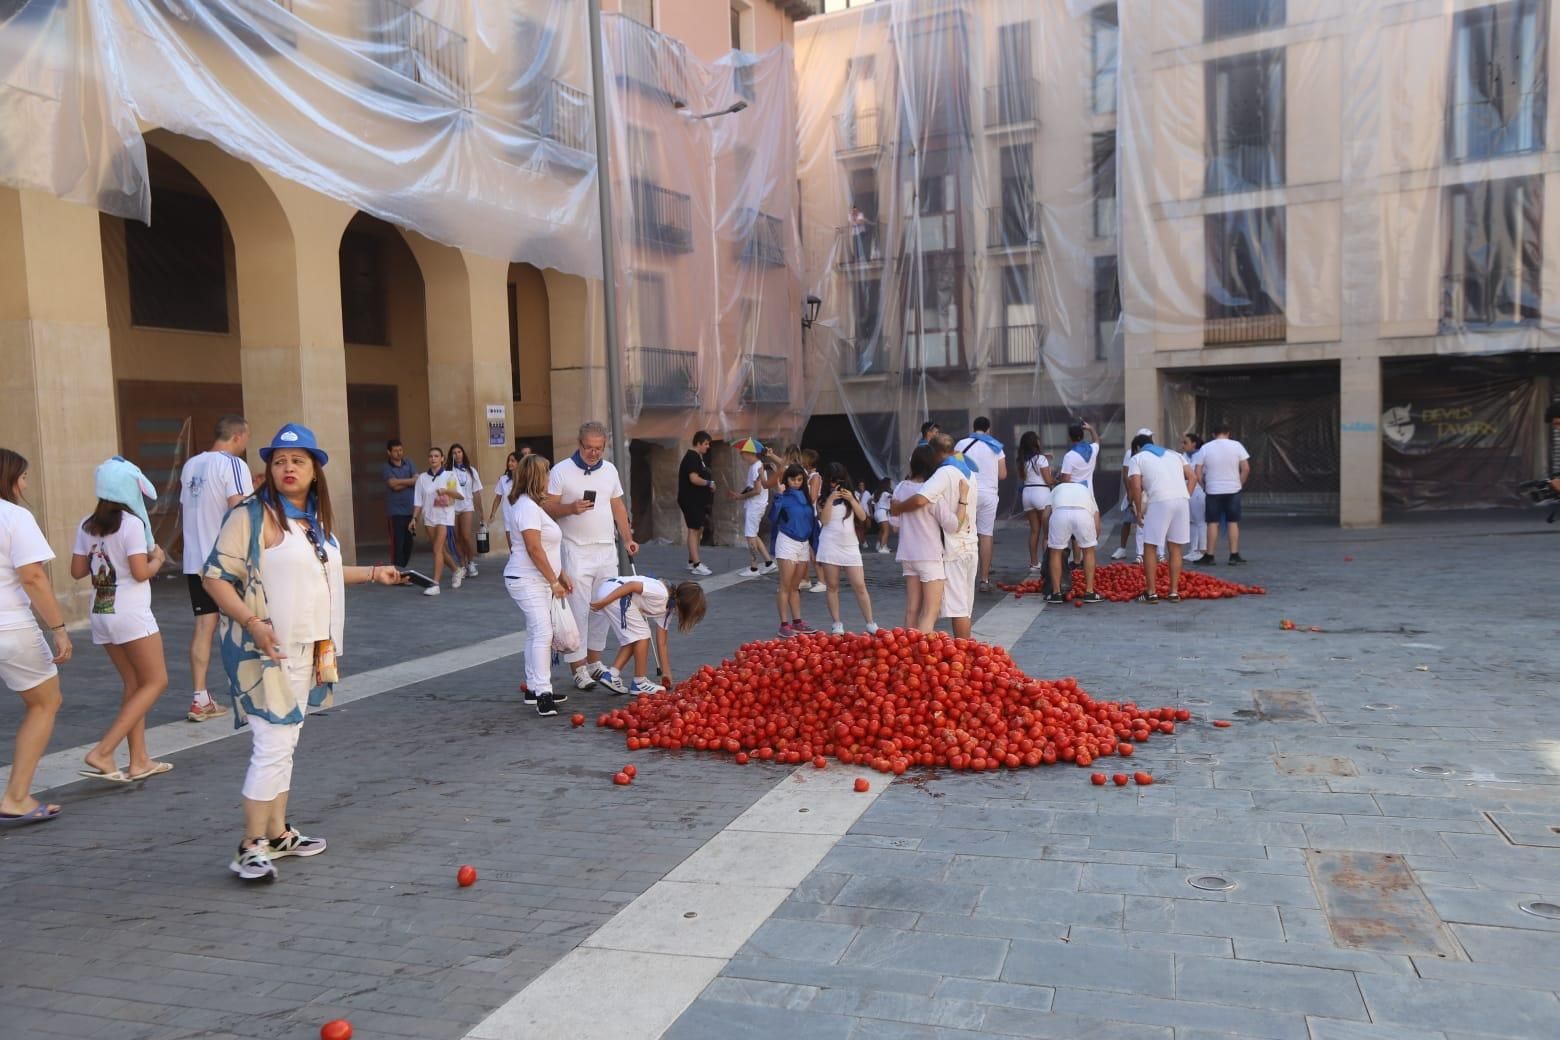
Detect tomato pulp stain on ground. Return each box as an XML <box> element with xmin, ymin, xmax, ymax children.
<box><xmin>998</xmin><ymin>562</ymin><xmax>1265</xmax><ymax>602</ymax></box>
<box><xmin>598</xmin><ymin>629</ymin><xmax>1191</xmax><ymax>781</ymax></box>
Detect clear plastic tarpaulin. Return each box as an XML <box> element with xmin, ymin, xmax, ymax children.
<box><xmin>0</xmin><ymin>0</ymin><xmax>602</xmax><ymax>277</ymax></box>
<box><xmin>794</xmin><ymin>0</ymin><xmax>1126</xmax><ymax>506</ymax></box>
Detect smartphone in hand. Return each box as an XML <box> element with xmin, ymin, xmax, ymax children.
<box><xmin>583</xmin><ymin>490</ymin><xmax>598</xmax><ymax>505</ymax></box>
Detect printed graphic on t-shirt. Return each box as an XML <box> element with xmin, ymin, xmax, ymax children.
<box><xmin>88</xmin><ymin>544</ymin><xmax>118</xmax><ymax>614</ymax></box>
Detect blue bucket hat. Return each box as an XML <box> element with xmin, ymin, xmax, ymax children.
<box><xmin>258</xmin><ymin>423</ymin><xmax>329</xmax><ymax>467</ymax></box>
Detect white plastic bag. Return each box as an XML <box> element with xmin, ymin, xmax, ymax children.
<box><xmin>550</xmin><ymin>595</ymin><xmax>581</xmax><ymax>654</ymax></box>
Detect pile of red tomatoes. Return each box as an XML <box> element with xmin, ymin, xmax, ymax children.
<box><xmin>598</xmin><ymin>628</ymin><xmax>1188</xmax><ymax>778</ymax></box>
<box><xmin>998</xmin><ymin>563</ymin><xmax>1265</xmax><ymax>603</ymax></box>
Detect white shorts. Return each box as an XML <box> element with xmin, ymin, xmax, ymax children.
<box><xmin>775</xmin><ymin>533</ymin><xmax>812</xmax><ymax>563</ymax></box>
<box><xmin>743</xmin><ymin>500</ymin><xmax>766</xmax><ymax>539</ymax></box>
<box><xmin>0</xmin><ymin>625</ymin><xmax>57</xmax><ymax>692</ymax></box>
<box><xmin>941</xmin><ymin>553</ymin><xmax>976</xmax><ymax>619</ymax></box>
<box><xmin>1141</xmin><ymin>498</ymin><xmax>1191</xmax><ymax>550</ymax></box>
<box><xmin>89</xmin><ymin>607</ymin><xmax>159</xmax><ymax>646</ymax></box>
<box><xmin>422</xmin><ymin>506</ymin><xmax>455</xmax><ymax>529</ymax></box>
<box><xmin>595</xmin><ymin>580</ymin><xmax>658</xmax><ymax>645</ymax></box>
<box><xmin>901</xmin><ymin>559</ymin><xmax>946</xmax><ymax>582</ymax></box>
<box><xmin>974</xmin><ymin>494</ymin><xmax>998</xmax><ymax>537</ymax></box>
<box><xmin>874</xmin><ymin>508</ymin><xmax>890</xmax><ymax>524</ymax></box>
<box><xmin>1021</xmin><ymin>486</ymin><xmax>1051</xmax><ymax>512</ymax></box>
<box><xmin>1047</xmin><ymin>507</ymin><xmax>1098</xmax><ymax>550</ymax></box>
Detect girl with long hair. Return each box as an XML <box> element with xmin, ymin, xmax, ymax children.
<box><xmin>893</xmin><ymin>445</ymin><xmax>964</xmax><ymax>633</ymax></box>
<box><xmin>589</xmin><ymin>579</ymin><xmax>708</xmax><ymax>694</ymax></box>
<box><xmin>0</xmin><ymin>448</ymin><xmax>70</xmax><ymax>828</ymax></box>
<box><xmin>447</xmin><ymin>443</ymin><xmax>483</xmax><ymax>578</ymax></box>
<box><xmin>1018</xmin><ymin>431</ymin><xmax>1053</xmax><ymax>572</ymax></box>
<box><xmin>487</xmin><ymin>451</ymin><xmax>520</xmax><ymax>553</ymax></box>
<box><xmin>202</xmin><ymin>424</ymin><xmax>403</xmax><ymax>881</ymax></box>
<box><xmin>767</xmin><ymin>464</ymin><xmax>819</xmax><ymax>638</ymax></box>
<box><xmin>816</xmin><ymin>462</ymin><xmax>877</xmax><ymax>635</ymax></box>
<box><xmin>504</xmin><ymin>454</ymin><xmax>573</xmax><ymax>716</ymax></box>
<box><xmin>70</xmin><ymin>458</ymin><xmax>171</xmax><ymax>783</ymax></box>
<box><xmin>412</xmin><ymin>447</ymin><xmax>461</xmax><ymax>594</ymax></box>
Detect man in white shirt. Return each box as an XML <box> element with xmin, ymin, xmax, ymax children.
<box><xmin>546</xmin><ymin>421</ymin><xmax>640</xmax><ymax>694</ymax></box>
<box><xmin>1110</xmin><ymin>429</ymin><xmax>1153</xmax><ymax>562</ymax></box>
<box><xmin>1195</xmin><ymin>423</ymin><xmax>1251</xmax><ymax>565</ymax></box>
<box><xmin>892</xmin><ymin>434</ymin><xmax>978</xmax><ymax>637</ymax></box>
<box><xmin>954</xmin><ymin>416</ymin><xmax>1007</xmax><ymax>593</ymax></box>
<box><xmin>1126</xmin><ymin>433</ymin><xmax>1196</xmax><ymax>603</ymax></box>
<box><xmin>1056</xmin><ymin>419</ymin><xmax>1100</xmax><ymax>567</ymax></box>
<box><xmin>179</xmin><ymin>415</ymin><xmax>251</xmax><ymax>722</ymax></box>
<box><xmin>1047</xmin><ymin>480</ymin><xmax>1103</xmax><ymax>605</ymax></box>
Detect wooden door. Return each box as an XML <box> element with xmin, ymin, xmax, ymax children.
<box><xmin>347</xmin><ymin>383</ymin><xmax>401</xmax><ymax>551</ymax></box>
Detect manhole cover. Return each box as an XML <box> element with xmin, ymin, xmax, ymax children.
<box><xmin>1412</xmin><ymin>765</ymin><xmax>1456</xmax><ymax>777</ymax></box>
<box><xmin>1519</xmin><ymin>901</ymin><xmax>1560</xmax><ymax>919</ymax></box>
<box><xmin>1188</xmin><ymin>875</ymin><xmax>1237</xmax><ymax>892</ymax></box>
<box><xmin>682</xmin><ymin>911</ymin><xmax>699</xmax><ymax>919</ymax></box>
<box><xmin>1362</xmin><ymin>703</ymin><xmax>1398</xmax><ymax>711</ymax></box>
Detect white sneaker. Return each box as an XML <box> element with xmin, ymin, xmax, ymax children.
<box><xmin>1184</xmin><ymin>551</ymin><xmax>1204</xmax><ymax>563</ymax></box>
<box><xmin>876</xmin><ymin>546</ymin><xmax>891</xmax><ymax>554</ymax></box>
<box><xmin>762</xmin><ymin>560</ymin><xmax>778</xmax><ymax>573</ymax></box>
<box><xmin>866</xmin><ymin>622</ymin><xmax>879</xmax><ymax>634</ymax></box>
<box><xmin>807</xmin><ymin>580</ymin><xmax>826</xmax><ymax>594</ymax></box>
<box><xmin>1029</xmin><ymin>563</ymin><xmax>1044</xmax><ymax>571</ymax></box>
<box><xmin>423</xmin><ymin>585</ymin><xmax>441</xmax><ymax>597</ymax></box>
<box><xmin>830</xmin><ymin>622</ymin><xmax>845</xmax><ymax>635</ymax></box>
<box><xmin>689</xmin><ymin>563</ymin><xmax>712</xmax><ymax>576</ymax></box>
<box><xmin>572</xmin><ymin>667</ymin><xmax>598</xmax><ymax>691</ymax></box>
<box><xmin>597</xmin><ymin>669</ymin><xmax>630</xmax><ymax>695</ymax></box>
<box><xmin>747</xmin><ymin>564</ymin><xmax>760</xmax><ymax>574</ymax></box>
<box><xmin>1132</xmin><ymin>555</ymin><xmax>1143</xmax><ymax>565</ymax></box>
<box><xmin>1109</xmin><ymin>547</ymin><xmax>1128</xmax><ymax>560</ymax></box>
<box><xmin>451</xmin><ymin>569</ymin><xmax>464</xmax><ymax>589</ymax></box>
<box><xmin>629</xmin><ymin>677</ymin><xmax>665</xmax><ymax>695</ymax></box>
<box><xmin>467</xmin><ymin>562</ymin><xmax>478</xmax><ymax>578</ymax></box>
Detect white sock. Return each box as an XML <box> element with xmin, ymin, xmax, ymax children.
<box><xmin>634</xmin><ymin>675</ymin><xmax>649</xmax><ymax>686</ymax></box>
<box><xmin>867</xmin><ymin>622</ymin><xmax>879</xmax><ymax>633</ymax></box>
<box><xmin>192</xmin><ymin>690</ymin><xmax>211</xmax><ymax>707</ymax></box>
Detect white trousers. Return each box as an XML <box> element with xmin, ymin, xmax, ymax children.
<box><xmin>241</xmin><ymin>646</ymin><xmax>311</xmax><ymax>801</ymax></box>
<box><xmin>506</xmin><ymin>575</ymin><xmax>555</xmax><ymax>693</ymax></box>
<box><xmin>1189</xmin><ymin>487</ymin><xmax>1208</xmax><ymax>553</ymax></box>
<box><xmin>562</xmin><ymin>543</ymin><xmax>618</xmax><ymax>665</ymax></box>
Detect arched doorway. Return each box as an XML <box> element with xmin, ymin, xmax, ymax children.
<box><xmin>508</xmin><ymin>261</ymin><xmax>554</xmax><ymax>460</ymax></box>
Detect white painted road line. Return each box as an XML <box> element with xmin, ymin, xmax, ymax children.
<box><xmin>465</xmin><ymin>593</ymin><xmax>1045</xmax><ymax>1040</ymax></box>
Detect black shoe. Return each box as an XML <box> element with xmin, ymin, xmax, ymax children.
<box><xmin>521</xmin><ymin>686</ymin><xmax>537</xmax><ymax>704</ymax></box>
<box><xmin>550</xmin><ymin>689</ymin><xmax>568</xmax><ymax>703</ymax></box>
<box><xmin>1199</xmin><ymin>556</ymin><xmax>1217</xmax><ymax>566</ymax></box>
<box><xmin>1228</xmin><ymin>553</ymin><xmax>1245</xmax><ymax>565</ymax></box>
<box><xmin>1044</xmin><ymin>592</ymin><xmax>1065</xmax><ymax>604</ymax></box>
<box><xmin>1081</xmin><ymin>592</ymin><xmax>1103</xmax><ymax>604</ymax></box>
<box><xmin>535</xmin><ymin>694</ymin><xmax>559</xmax><ymax>717</ymax></box>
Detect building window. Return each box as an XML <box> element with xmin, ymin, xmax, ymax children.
<box><xmin>339</xmin><ymin>230</ymin><xmax>389</xmax><ymax>346</ymax></box>
<box><xmin>621</xmin><ymin>0</ymin><xmax>653</xmax><ymax>28</ymax></box>
<box><xmin>1092</xmin><ymin>5</ymin><xmax>1118</xmax><ymax>115</ymax></box>
<box><xmin>507</xmin><ymin>281</ymin><xmax>522</xmax><ymax>402</ymax></box>
<box><xmin>1447</xmin><ymin>0</ymin><xmax>1548</xmax><ymax>163</ymax></box>
<box><xmin>1094</xmin><ymin>255</ymin><xmax>1121</xmax><ymax>361</ymax></box>
<box><xmin>1443</xmin><ymin>176</ymin><xmax>1542</xmax><ymax>328</ymax></box>
<box><xmin>1206</xmin><ymin>207</ymin><xmax>1285</xmax><ymax>320</ymax></box>
<box><xmin>1092</xmin><ymin>132</ymin><xmax>1117</xmax><ymax>238</ymax></box>
<box><xmin>1205</xmin><ymin>50</ymin><xmax>1284</xmax><ymax>195</ymax></box>
<box><xmin>1204</xmin><ymin>0</ymin><xmax>1284</xmax><ymax>41</ymax></box>
<box><xmin>126</xmin><ymin>189</ymin><xmax>229</xmax><ymax>334</ymax></box>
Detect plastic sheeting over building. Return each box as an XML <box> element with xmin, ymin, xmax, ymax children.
<box><xmin>0</xmin><ymin>0</ymin><xmax>602</xmax><ymax>277</ymax></box>
<box><xmin>794</xmin><ymin>0</ymin><xmax>1126</xmax><ymax>490</ymax></box>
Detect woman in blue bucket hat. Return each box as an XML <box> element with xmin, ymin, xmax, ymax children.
<box><xmin>202</xmin><ymin>423</ymin><xmax>405</xmax><ymax>882</ymax></box>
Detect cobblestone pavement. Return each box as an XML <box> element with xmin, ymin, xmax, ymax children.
<box><xmin>3</xmin><ymin>515</ymin><xmax>1558</xmax><ymax>1039</ymax></box>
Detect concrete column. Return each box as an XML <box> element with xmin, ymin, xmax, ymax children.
<box><xmin>1124</xmin><ymin>354</ymin><xmax>1158</xmax><ymax>439</ymax></box>
<box><xmin>0</xmin><ymin>189</ymin><xmax>119</xmax><ymax>619</ymax></box>
<box><xmin>1339</xmin><ymin>354</ymin><xmax>1382</xmax><ymax>527</ymax></box>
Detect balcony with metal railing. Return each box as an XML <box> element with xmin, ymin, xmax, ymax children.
<box><xmin>1204</xmin><ymin>312</ymin><xmax>1287</xmax><ymax>345</ymax></box>
<box><xmin>362</xmin><ymin>0</ymin><xmax>470</xmax><ymax>107</ymax></box>
<box><xmin>543</xmin><ymin>80</ymin><xmax>593</xmax><ymax>154</ymax></box>
<box><xmin>614</xmin><ymin>15</ymin><xmax>689</xmax><ymax>108</ymax></box>
<box><xmin>631</xmin><ymin>178</ymin><xmax>694</xmax><ymax>253</ymax></box>
<box><xmin>629</xmin><ymin>347</ymin><xmax>698</xmax><ymax>409</ymax></box>
<box><xmin>987</xmin><ymin>202</ymin><xmax>1044</xmax><ymax>252</ymax></box>
<box><xmin>834</xmin><ymin>109</ymin><xmax>882</xmax><ymax>159</ymax></box>
<box><xmin>985</xmin><ymin>79</ymin><xmax>1040</xmax><ymax>131</ymax></box>
<box><xmin>740</xmin><ymin>211</ymin><xmax>785</xmax><ymax>267</ymax></box>
<box><xmin>836</xmin><ymin>221</ymin><xmax>886</xmax><ymax>268</ymax></box>
<box><xmin>986</xmin><ymin>324</ymin><xmax>1043</xmax><ymax>367</ymax></box>
<box><xmin>1447</xmin><ymin>93</ymin><xmax>1545</xmax><ymax>163</ymax></box>
<box><xmin>741</xmin><ymin>354</ymin><xmax>790</xmax><ymax>405</ymax></box>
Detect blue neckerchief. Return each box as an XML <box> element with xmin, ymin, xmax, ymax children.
<box><xmin>939</xmin><ymin>454</ymin><xmax>975</xmax><ymax>478</ymax></box>
<box><xmin>571</xmin><ymin>451</ymin><xmax>603</xmax><ymax>475</ymax></box>
<box><xmin>969</xmin><ymin>432</ymin><xmax>1004</xmax><ymax>454</ymax></box>
<box><xmin>426</xmin><ymin>465</ymin><xmax>443</xmax><ymax>478</ymax></box>
<box><xmin>1070</xmin><ymin>441</ymin><xmax>1094</xmax><ymax>464</ymax></box>
<box><xmin>1140</xmin><ymin>443</ymin><xmax>1167</xmax><ymax>458</ymax></box>
<box><xmin>915</xmin><ymin>439</ymin><xmax>929</xmax><ymax>448</ymax></box>
<box><xmin>264</xmin><ymin>488</ymin><xmax>335</xmax><ymax>548</ymax></box>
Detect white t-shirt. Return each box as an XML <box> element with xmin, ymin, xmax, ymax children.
<box><xmin>1023</xmin><ymin>454</ymin><xmax>1050</xmax><ymax>485</ymax></box>
<box><xmin>415</xmin><ymin>469</ymin><xmax>461</xmax><ymax>517</ymax></box>
<box><xmin>1198</xmin><ymin>438</ymin><xmax>1250</xmax><ymax>495</ymax></box>
<box><xmin>616</xmin><ymin>575</ymin><xmax>671</xmax><ymax>628</ymax></box>
<box><xmin>1059</xmin><ymin>444</ymin><xmax>1099</xmax><ymax>488</ymax></box>
<box><xmin>180</xmin><ymin>450</ymin><xmax>252</xmax><ymax>573</ymax></box>
<box><xmin>954</xmin><ymin>437</ymin><xmax>1003</xmax><ymax>494</ymax></box>
<box><xmin>547</xmin><ymin>458</ymin><xmax>625</xmax><ymax>546</ymax></box>
<box><xmin>920</xmin><ymin>464</ymin><xmax>977</xmax><ymax>557</ymax></box>
<box><xmin>72</xmin><ymin>513</ymin><xmax>153</xmax><ymax>619</ymax></box>
<box><xmin>0</xmin><ymin>499</ymin><xmax>54</xmax><ymax>631</ymax></box>
<box><xmin>892</xmin><ymin>480</ymin><xmax>942</xmax><ymax>562</ymax></box>
<box><xmin>744</xmin><ymin>461</ymin><xmax>770</xmax><ymax>512</ymax></box>
<box><xmin>452</xmin><ymin>465</ymin><xmax>482</xmax><ymax>512</ymax></box>
<box><xmin>1050</xmin><ymin>482</ymin><xmax>1099</xmax><ymax>512</ymax></box>
<box><xmin>494</xmin><ymin>474</ymin><xmax>515</xmax><ymax>533</ymax></box>
<box><xmin>1128</xmin><ymin>449</ymin><xmax>1192</xmax><ymax>503</ymax></box>
<box><xmin>504</xmin><ymin>495</ymin><xmax>562</xmax><ymax>579</ymax></box>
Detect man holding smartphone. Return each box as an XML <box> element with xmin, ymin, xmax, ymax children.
<box><xmin>546</xmin><ymin>421</ymin><xmax>640</xmax><ymax>694</ymax></box>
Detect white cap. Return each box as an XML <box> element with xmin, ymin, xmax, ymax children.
<box><xmin>1135</xmin><ymin>427</ymin><xmax>1153</xmax><ymax>438</ymax></box>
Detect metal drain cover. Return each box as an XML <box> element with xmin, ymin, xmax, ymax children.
<box><xmin>1362</xmin><ymin>703</ymin><xmax>1398</xmax><ymax>711</ymax></box>
<box><xmin>682</xmin><ymin>911</ymin><xmax>699</xmax><ymax>919</ymax></box>
<box><xmin>1519</xmin><ymin>901</ymin><xmax>1560</xmax><ymax>919</ymax></box>
<box><xmin>1188</xmin><ymin>875</ymin><xmax>1237</xmax><ymax>891</ymax></box>
<box><xmin>1412</xmin><ymin>765</ymin><xmax>1456</xmax><ymax>777</ymax></box>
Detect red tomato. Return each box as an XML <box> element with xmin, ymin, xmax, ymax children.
<box><xmin>612</xmin><ymin>772</ymin><xmax>631</xmax><ymax>785</ymax></box>
<box><xmin>1112</xmin><ymin>774</ymin><xmax>1129</xmax><ymax>786</ymax></box>
<box><xmin>1134</xmin><ymin>772</ymin><xmax>1154</xmax><ymax>786</ymax></box>
<box><xmin>1212</xmin><ymin>720</ymin><xmax>1232</xmax><ymax>728</ymax></box>
<box><xmin>456</xmin><ymin>865</ymin><xmax>477</xmax><ymax>888</ymax></box>
<box><xmin>571</xmin><ymin>713</ymin><xmax>586</xmax><ymax>727</ymax></box>
<box><xmin>622</xmin><ymin>764</ymin><xmax>637</xmax><ymax>778</ymax></box>
<box><xmin>735</xmin><ymin>752</ymin><xmax>750</xmax><ymax>765</ymax></box>
<box><xmin>320</xmin><ymin>1021</ymin><xmax>353</xmax><ymax>1040</ymax></box>
<box><xmin>813</xmin><ymin>756</ymin><xmax>827</xmax><ymax>769</ymax></box>
<box><xmin>854</xmin><ymin>778</ymin><xmax>870</xmax><ymax>793</ymax></box>
<box><xmin>1117</xmin><ymin>743</ymin><xmax>1134</xmax><ymax>757</ymax></box>
<box><xmin>1090</xmin><ymin>773</ymin><xmax>1106</xmax><ymax>786</ymax></box>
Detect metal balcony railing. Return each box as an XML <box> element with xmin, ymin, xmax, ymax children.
<box><xmin>364</xmin><ymin>0</ymin><xmax>470</xmax><ymax>107</ymax></box>
<box><xmin>987</xmin><ymin>202</ymin><xmax>1044</xmax><ymax>251</ymax></box>
<box><xmin>1447</xmin><ymin>94</ymin><xmax>1545</xmax><ymax>162</ymax></box>
<box><xmin>631</xmin><ymin>179</ymin><xmax>694</xmax><ymax>253</ymax></box>
<box><xmin>742</xmin><ymin>354</ymin><xmax>790</xmax><ymax>405</ymax></box>
<box><xmin>985</xmin><ymin>79</ymin><xmax>1040</xmax><ymax>129</ymax></box>
<box><xmin>543</xmin><ymin>80</ymin><xmax>592</xmax><ymax>154</ymax></box>
<box><xmin>614</xmin><ymin>15</ymin><xmax>689</xmax><ymax>107</ymax></box>
<box><xmin>836</xmin><ymin>222</ymin><xmax>885</xmax><ymax>266</ymax></box>
<box><xmin>986</xmin><ymin>324</ymin><xmax>1043</xmax><ymax>367</ymax></box>
<box><xmin>834</xmin><ymin>109</ymin><xmax>882</xmax><ymax>156</ymax></box>
<box><xmin>740</xmin><ymin>211</ymin><xmax>785</xmax><ymax>267</ymax></box>
<box><xmin>630</xmin><ymin>347</ymin><xmax>698</xmax><ymax>408</ymax></box>
<box><xmin>1205</xmin><ymin>135</ymin><xmax>1284</xmax><ymax>195</ymax></box>
<box><xmin>840</xmin><ymin>338</ymin><xmax>888</xmax><ymax>377</ymax></box>
<box><xmin>1204</xmin><ymin>313</ymin><xmax>1287</xmax><ymax>345</ymax></box>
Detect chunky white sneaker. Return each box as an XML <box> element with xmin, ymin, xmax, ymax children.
<box><xmin>230</xmin><ymin>840</ymin><xmax>277</xmax><ymax>882</ymax></box>
<box><xmin>467</xmin><ymin>562</ymin><xmax>478</xmax><ymax>578</ymax></box>
<box><xmin>423</xmin><ymin>585</ymin><xmax>441</xmax><ymax>597</ymax></box>
<box><xmin>876</xmin><ymin>545</ymin><xmax>891</xmax><ymax>554</ymax></box>
<box><xmin>629</xmin><ymin>677</ymin><xmax>665</xmax><ymax>695</ymax></box>
<box><xmin>1109</xmin><ymin>547</ymin><xmax>1128</xmax><ymax>560</ymax></box>
<box><xmin>597</xmin><ymin>669</ymin><xmax>630</xmax><ymax>695</ymax></box>
<box><xmin>269</xmin><ymin>825</ymin><xmax>327</xmax><ymax>859</ymax></box>
<box><xmin>572</xmin><ymin>667</ymin><xmax>598</xmax><ymax>691</ymax></box>
<box><xmin>451</xmin><ymin>569</ymin><xmax>464</xmax><ymax>589</ymax></box>
<box><xmin>689</xmin><ymin>563</ymin><xmax>712</xmax><ymax>576</ymax></box>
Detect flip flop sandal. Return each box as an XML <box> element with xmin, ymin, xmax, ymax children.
<box><xmin>0</xmin><ymin>804</ymin><xmax>61</xmax><ymax>827</ymax></box>
<box><xmin>78</xmin><ymin>767</ymin><xmax>134</xmax><ymax>784</ymax></box>
<box><xmin>128</xmin><ymin>762</ymin><xmax>174</xmax><ymax>781</ymax></box>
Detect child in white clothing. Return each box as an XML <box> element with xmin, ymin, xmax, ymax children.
<box><xmin>588</xmin><ymin>577</ymin><xmax>708</xmax><ymax>695</ymax></box>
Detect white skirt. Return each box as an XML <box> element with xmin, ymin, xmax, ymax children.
<box><xmin>89</xmin><ymin>606</ymin><xmax>159</xmax><ymax>646</ymax></box>
<box><xmin>775</xmin><ymin>533</ymin><xmax>812</xmax><ymax>563</ymax></box>
<box><xmin>816</xmin><ymin>523</ymin><xmax>863</xmax><ymax>568</ymax></box>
